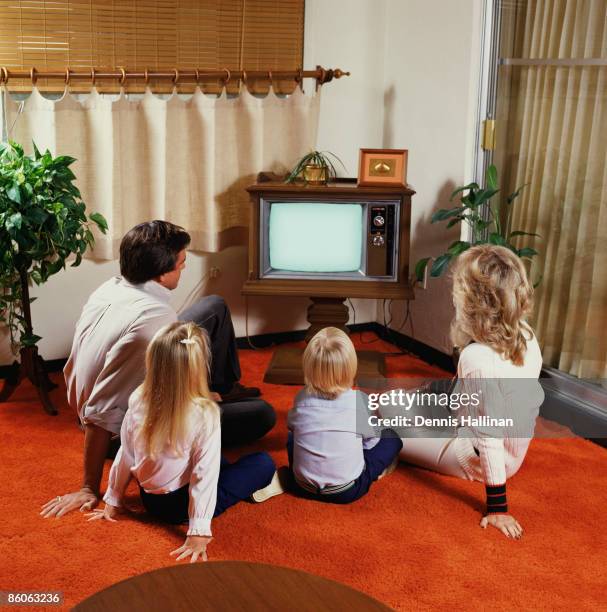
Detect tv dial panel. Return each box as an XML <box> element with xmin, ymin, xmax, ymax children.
<box><xmin>368</xmin><ymin>205</ymin><xmax>395</xmax><ymax>276</ymax></box>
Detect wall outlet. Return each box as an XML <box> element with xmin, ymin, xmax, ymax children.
<box><xmin>420</xmin><ymin>262</ymin><xmax>429</xmax><ymax>290</ymax></box>
<box><xmin>210</xmin><ymin>266</ymin><xmax>221</xmax><ymax>279</ymax></box>
<box><xmin>411</xmin><ymin>263</ymin><xmax>429</xmax><ymax>290</ymax></box>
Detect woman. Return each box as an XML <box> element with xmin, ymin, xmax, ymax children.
<box><xmin>400</xmin><ymin>245</ymin><xmax>544</xmax><ymax>539</ymax></box>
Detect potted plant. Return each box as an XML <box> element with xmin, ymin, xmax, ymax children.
<box><xmin>415</xmin><ymin>164</ymin><xmax>540</xmax><ymax>283</ymax></box>
<box><xmin>0</xmin><ymin>140</ymin><xmax>107</xmax><ymax>414</ymax></box>
<box><xmin>286</xmin><ymin>150</ymin><xmax>347</xmax><ymax>185</ymax></box>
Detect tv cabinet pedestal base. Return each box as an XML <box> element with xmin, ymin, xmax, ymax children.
<box><xmin>305</xmin><ymin>297</ymin><xmax>350</xmax><ymax>341</ymax></box>
<box><xmin>264</xmin><ymin>346</ymin><xmax>386</xmax><ymax>385</ymax></box>
<box><xmin>264</xmin><ymin>295</ymin><xmax>386</xmax><ymax>384</ymax></box>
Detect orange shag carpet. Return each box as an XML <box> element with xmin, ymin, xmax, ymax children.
<box><xmin>1</xmin><ymin>334</ymin><xmax>606</xmax><ymax>610</ymax></box>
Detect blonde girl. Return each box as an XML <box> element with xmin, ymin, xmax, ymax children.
<box><xmin>287</xmin><ymin>327</ymin><xmax>402</xmax><ymax>503</ymax></box>
<box><xmin>399</xmin><ymin>245</ymin><xmax>544</xmax><ymax>539</ymax></box>
<box><xmin>88</xmin><ymin>321</ymin><xmax>279</xmax><ymax>562</ymax></box>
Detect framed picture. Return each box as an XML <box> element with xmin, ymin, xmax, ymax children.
<box><xmin>358</xmin><ymin>148</ymin><xmax>408</xmax><ymax>187</ymax></box>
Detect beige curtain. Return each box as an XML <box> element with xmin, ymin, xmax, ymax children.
<box><xmin>3</xmin><ymin>86</ymin><xmax>320</xmax><ymax>257</ymax></box>
<box><xmin>500</xmin><ymin>0</ymin><xmax>607</xmax><ymax>379</ymax></box>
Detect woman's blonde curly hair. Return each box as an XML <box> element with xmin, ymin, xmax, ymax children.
<box><xmin>450</xmin><ymin>244</ymin><xmax>534</xmax><ymax>366</ymax></box>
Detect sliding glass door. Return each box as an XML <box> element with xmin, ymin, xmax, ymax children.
<box><xmin>487</xmin><ymin>0</ymin><xmax>606</xmax><ymax>380</ymax></box>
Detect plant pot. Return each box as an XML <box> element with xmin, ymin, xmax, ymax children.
<box><xmin>302</xmin><ymin>164</ymin><xmax>328</xmax><ymax>185</ymax></box>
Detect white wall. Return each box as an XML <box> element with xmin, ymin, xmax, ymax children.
<box><xmin>304</xmin><ymin>0</ymin><xmax>388</xmax><ymax>173</ymax></box>
<box><xmin>0</xmin><ymin>0</ymin><xmax>481</xmax><ymax>364</ymax></box>
<box><xmin>378</xmin><ymin>0</ymin><xmax>482</xmax><ymax>354</ymax></box>
<box><xmin>305</xmin><ymin>0</ymin><xmax>483</xmax><ymax>355</ymax></box>
<box><xmin>303</xmin><ymin>0</ymin><xmax>387</xmax><ymax>328</ymax></box>
<box><xmin>0</xmin><ymin>246</ymin><xmax>319</xmax><ymax>364</ymax></box>
<box><xmin>0</xmin><ymin>0</ymin><xmax>384</xmax><ymax>365</ymax></box>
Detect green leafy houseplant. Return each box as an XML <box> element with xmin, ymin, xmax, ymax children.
<box><xmin>286</xmin><ymin>150</ymin><xmax>347</xmax><ymax>184</ymax></box>
<box><xmin>415</xmin><ymin>164</ymin><xmax>540</xmax><ymax>282</ymax></box>
<box><xmin>0</xmin><ymin>140</ymin><xmax>108</xmax><ymax>352</ymax></box>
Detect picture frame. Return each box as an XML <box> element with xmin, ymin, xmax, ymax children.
<box><xmin>358</xmin><ymin>148</ymin><xmax>408</xmax><ymax>187</ymax></box>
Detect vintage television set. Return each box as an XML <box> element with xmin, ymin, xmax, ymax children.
<box><xmin>243</xmin><ymin>173</ymin><xmax>415</xmax><ymax>383</ymax></box>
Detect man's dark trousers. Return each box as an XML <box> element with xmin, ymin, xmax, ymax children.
<box><xmin>179</xmin><ymin>295</ymin><xmax>275</xmax><ymax>446</ymax></box>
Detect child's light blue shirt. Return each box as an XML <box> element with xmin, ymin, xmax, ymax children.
<box><xmin>287</xmin><ymin>388</ymin><xmax>379</xmax><ymax>489</ymax></box>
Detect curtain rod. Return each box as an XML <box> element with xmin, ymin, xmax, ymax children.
<box><xmin>0</xmin><ymin>65</ymin><xmax>350</xmax><ymax>87</ymax></box>
<box><xmin>500</xmin><ymin>58</ymin><xmax>607</xmax><ymax>67</ymax></box>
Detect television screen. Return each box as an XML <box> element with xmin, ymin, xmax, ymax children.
<box><xmin>268</xmin><ymin>203</ymin><xmax>363</xmax><ymax>272</ymax></box>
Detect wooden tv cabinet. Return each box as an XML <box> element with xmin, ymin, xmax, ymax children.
<box><xmin>242</xmin><ymin>174</ymin><xmax>415</xmax><ymax>384</ymax></box>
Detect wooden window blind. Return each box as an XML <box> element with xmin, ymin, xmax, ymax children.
<box><xmin>0</xmin><ymin>0</ymin><xmax>304</xmax><ymax>93</ymax></box>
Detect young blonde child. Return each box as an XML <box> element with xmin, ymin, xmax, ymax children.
<box><xmin>287</xmin><ymin>327</ymin><xmax>402</xmax><ymax>503</ymax></box>
<box><xmin>88</xmin><ymin>321</ymin><xmax>280</xmax><ymax>562</ymax></box>
<box><xmin>399</xmin><ymin>245</ymin><xmax>544</xmax><ymax>539</ymax></box>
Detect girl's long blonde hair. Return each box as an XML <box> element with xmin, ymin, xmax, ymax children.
<box><xmin>451</xmin><ymin>245</ymin><xmax>534</xmax><ymax>366</ymax></box>
<box><xmin>303</xmin><ymin>327</ymin><xmax>357</xmax><ymax>399</ymax></box>
<box><xmin>140</xmin><ymin>321</ymin><xmax>219</xmax><ymax>458</ymax></box>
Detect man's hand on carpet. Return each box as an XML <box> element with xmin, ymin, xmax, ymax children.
<box><xmin>86</xmin><ymin>503</ymin><xmax>121</xmax><ymax>522</ymax></box>
<box><xmin>480</xmin><ymin>514</ymin><xmax>523</xmax><ymax>539</ymax></box>
<box><xmin>40</xmin><ymin>488</ymin><xmax>99</xmax><ymax>518</ymax></box>
<box><xmin>170</xmin><ymin>536</ymin><xmax>212</xmax><ymax>563</ymax></box>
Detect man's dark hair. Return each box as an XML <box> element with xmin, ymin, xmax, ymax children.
<box><xmin>119</xmin><ymin>220</ymin><xmax>191</xmax><ymax>284</ymax></box>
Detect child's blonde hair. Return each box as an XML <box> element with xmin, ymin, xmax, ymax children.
<box><xmin>303</xmin><ymin>327</ymin><xmax>357</xmax><ymax>399</ymax></box>
<box><xmin>450</xmin><ymin>244</ymin><xmax>534</xmax><ymax>366</ymax></box>
<box><xmin>140</xmin><ymin>321</ymin><xmax>219</xmax><ymax>458</ymax></box>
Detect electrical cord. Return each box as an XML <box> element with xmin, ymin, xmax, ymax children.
<box><xmin>408</xmin><ymin>298</ymin><xmax>415</xmax><ymax>339</ymax></box>
<box><xmin>176</xmin><ymin>270</ymin><xmax>263</xmax><ymax>351</ymax></box>
<box><xmin>347</xmin><ymin>298</ymin><xmax>378</xmax><ymax>344</ymax></box>
<box><xmin>244</xmin><ymin>294</ymin><xmax>263</xmax><ymax>350</ymax></box>
<box><xmin>245</xmin><ymin>294</ymin><xmax>259</xmax><ymax>350</ymax></box>
<box><xmin>5</xmin><ymin>100</ymin><xmax>24</xmax><ymax>140</ymax></box>
<box><xmin>175</xmin><ymin>269</ymin><xmax>212</xmax><ymax>314</ymax></box>
<box><xmin>1</xmin><ymin>89</ymin><xmax>6</xmax><ymax>140</ymax></box>
<box><xmin>244</xmin><ymin>294</ymin><xmax>415</xmax><ymax>354</ymax></box>
<box><xmin>382</xmin><ymin>298</ymin><xmax>415</xmax><ymax>356</ymax></box>
<box><xmin>344</xmin><ymin>297</ymin><xmax>415</xmax><ymax>355</ymax></box>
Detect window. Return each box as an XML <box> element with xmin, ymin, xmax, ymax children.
<box><xmin>0</xmin><ymin>0</ymin><xmax>304</xmax><ymax>94</ymax></box>
<box><xmin>488</xmin><ymin>0</ymin><xmax>607</xmax><ymax>380</ymax></box>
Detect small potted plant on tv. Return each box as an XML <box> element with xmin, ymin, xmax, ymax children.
<box><xmin>0</xmin><ymin>140</ymin><xmax>107</xmax><ymax>414</ymax></box>
<box><xmin>415</xmin><ymin>164</ymin><xmax>540</xmax><ymax>283</ymax></box>
<box><xmin>286</xmin><ymin>150</ymin><xmax>347</xmax><ymax>185</ymax></box>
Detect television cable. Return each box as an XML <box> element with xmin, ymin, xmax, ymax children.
<box><xmin>347</xmin><ymin>298</ymin><xmax>379</xmax><ymax>345</ymax></box>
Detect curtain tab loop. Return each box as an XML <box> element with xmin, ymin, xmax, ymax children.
<box><xmin>221</xmin><ymin>68</ymin><xmax>231</xmax><ymax>92</ymax></box>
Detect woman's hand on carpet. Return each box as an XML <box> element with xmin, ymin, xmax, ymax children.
<box><xmin>170</xmin><ymin>536</ymin><xmax>213</xmax><ymax>563</ymax></box>
<box><xmin>86</xmin><ymin>503</ymin><xmax>121</xmax><ymax>522</ymax></box>
<box><xmin>40</xmin><ymin>488</ymin><xmax>99</xmax><ymax>518</ymax></box>
<box><xmin>480</xmin><ymin>514</ymin><xmax>523</xmax><ymax>539</ymax></box>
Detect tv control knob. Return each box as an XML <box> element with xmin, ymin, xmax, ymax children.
<box><xmin>372</xmin><ymin>235</ymin><xmax>385</xmax><ymax>247</ymax></box>
<box><xmin>373</xmin><ymin>215</ymin><xmax>385</xmax><ymax>227</ymax></box>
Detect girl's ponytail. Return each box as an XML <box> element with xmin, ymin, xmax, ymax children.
<box><xmin>140</xmin><ymin>321</ymin><xmax>219</xmax><ymax>457</ymax></box>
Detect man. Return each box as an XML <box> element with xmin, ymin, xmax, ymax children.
<box><xmin>41</xmin><ymin>221</ymin><xmax>275</xmax><ymax>518</ymax></box>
